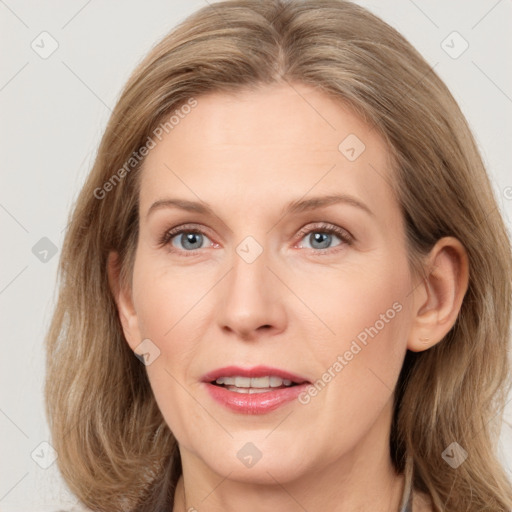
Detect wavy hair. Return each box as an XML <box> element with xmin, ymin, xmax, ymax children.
<box><xmin>45</xmin><ymin>0</ymin><xmax>512</xmax><ymax>510</ymax></box>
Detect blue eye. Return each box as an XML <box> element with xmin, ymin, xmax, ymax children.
<box><xmin>301</xmin><ymin>231</ymin><xmax>342</xmax><ymax>250</ymax></box>
<box><xmin>296</xmin><ymin>222</ymin><xmax>353</xmax><ymax>252</ymax></box>
<box><xmin>169</xmin><ymin>231</ymin><xmax>212</xmax><ymax>252</ymax></box>
<box><xmin>159</xmin><ymin>222</ymin><xmax>352</xmax><ymax>256</ymax></box>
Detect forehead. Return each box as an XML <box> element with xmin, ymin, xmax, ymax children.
<box><xmin>139</xmin><ymin>82</ymin><xmax>397</xmax><ymax>220</ymax></box>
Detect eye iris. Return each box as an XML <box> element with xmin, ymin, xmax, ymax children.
<box><xmin>310</xmin><ymin>232</ymin><xmax>331</xmax><ymax>249</ymax></box>
<box><xmin>180</xmin><ymin>232</ymin><xmax>203</xmax><ymax>250</ymax></box>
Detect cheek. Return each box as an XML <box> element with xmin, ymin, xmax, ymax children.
<box><xmin>133</xmin><ymin>254</ymin><xmax>215</xmax><ymax>416</ymax></box>
<box><xmin>286</xmin><ymin>266</ymin><xmax>411</xmax><ymax>461</ymax></box>
<box><xmin>303</xmin><ymin>258</ymin><xmax>412</xmax><ymax>415</ymax></box>
<box><xmin>299</xmin><ymin>255</ymin><xmax>410</xmax><ymax>354</ymax></box>
<box><xmin>131</xmin><ymin>251</ymin><xmax>212</xmax><ymax>342</ymax></box>
<box><xmin>130</xmin><ymin>253</ymin><xmax>214</xmax><ymax>441</ymax></box>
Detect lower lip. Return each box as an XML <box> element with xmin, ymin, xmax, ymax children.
<box><xmin>204</xmin><ymin>382</ymin><xmax>310</xmax><ymax>414</ymax></box>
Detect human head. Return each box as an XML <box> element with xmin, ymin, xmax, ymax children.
<box><xmin>45</xmin><ymin>1</ymin><xmax>512</xmax><ymax>510</ymax></box>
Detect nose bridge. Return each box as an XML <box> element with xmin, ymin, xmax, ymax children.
<box><xmin>216</xmin><ymin>236</ymin><xmax>286</xmax><ymax>338</ymax></box>
<box><xmin>231</xmin><ymin>238</ymin><xmax>269</xmax><ymax>298</ymax></box>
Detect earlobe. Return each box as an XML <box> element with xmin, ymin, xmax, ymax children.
<box><xmin>107</xmin><ymin>251</ymin><xmax>141</xmax><ymax>351</ymax></box>
<box><xmin>407</xmin><ymin>237</ymin><xmax>469</xmax><ymax>352</ymax></box>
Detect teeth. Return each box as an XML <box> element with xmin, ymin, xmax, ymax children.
<box><xmin>214</xmin><ymin>375</ymin><xmax>295</xmax><ymax>388</ymax></box>
<box><xmin>251</xmin><ymin>376</ymin><xmax>270</xmax><ymax>388</ymax></box>
<box><xmin>269</xmin><ymin>376</ymin><xmax>283</xmax><ymax>387</ymax></box>
<box><xmin>225</xmin><ymin>386</ymin><xmax>274</xmax><ymax>394</ymax></box>
<box><xmin>235</xmin><ymin>376</ymin><xmax>251</xmax><ymax>388</ymax></box>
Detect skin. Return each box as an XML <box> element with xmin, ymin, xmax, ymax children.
<box><xmin>109</xmin><ymin>82</ymin><xmax>468</xmax><ymax>511</ymax></box>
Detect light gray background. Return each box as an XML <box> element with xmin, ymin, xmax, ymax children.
<box><xmin>1</xmin><ymin>1</ymin><xmax>511</xmax><ymax>510</ymax></box>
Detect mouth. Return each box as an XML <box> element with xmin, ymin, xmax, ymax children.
<box><xmin>210</xmin><ymin>375</ymin><xmax>302</xmax><ymax>393</ymax></box>
<box><xmin>201</xmin><ymin>366</ymin><xmax>311</xmax><ymax>414</ymax></box>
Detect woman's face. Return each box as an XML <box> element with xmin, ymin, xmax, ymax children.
<box><xmin>119</xmin><ymin>83</ymin><xmax>417</xmax><ymax>484</ymax></box>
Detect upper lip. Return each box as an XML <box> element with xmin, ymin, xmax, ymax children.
<box><xmin>201</xmin><ymin>365</ymin><xmax>310</xmax><ymax>384</ymax></box>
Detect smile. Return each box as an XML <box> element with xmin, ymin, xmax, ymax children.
<box><xmin>202</xmin><ymin>366</ymin><xmax>311</xmax><ymax>414</ymax></box>
<box><xmin>213</xmin><ymin>375</ymin><xmax>297</xmax><ymax>393</ymax></box>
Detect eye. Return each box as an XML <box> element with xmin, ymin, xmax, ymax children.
<box><xmin>296</xmin><ymin>223</ymin><xmax>352</xmax><ymax>252</ymax></box>
<box><xmin>159</xmin><ymin>224</ymin><xmax>214</xmax><ymax>255</ymax></box>
<box><xmin>159</xmin><ymin>222</ymin><xmax>353</xmax><ymax>256</ymax></box>
<box><xmin>172</xmin><ymin>231</ymin><xmax>210</xmax><ymax>251</ymax></box>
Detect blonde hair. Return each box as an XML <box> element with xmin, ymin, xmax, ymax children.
<box><xmin>45</xmin><ymin>0</ymin><xmax>512</xmax><ymax>510</ymax></box>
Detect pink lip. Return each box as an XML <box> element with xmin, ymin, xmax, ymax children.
<box><xmin>201</xmin><ymin>365</ymin><xmax>311</xmax><ymax>415</ymax></box>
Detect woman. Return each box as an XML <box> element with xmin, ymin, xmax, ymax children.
<box><xmin>45</xmin><ymin>0</ymin><xmax>512</xmax><ymax>510</ymax></box>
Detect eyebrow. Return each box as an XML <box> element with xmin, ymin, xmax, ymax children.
<box><xmin>146</xmin><ymin>193</ymin><xmax>374</xmax><ymax>220</ymax></box>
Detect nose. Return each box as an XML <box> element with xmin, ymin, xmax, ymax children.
<box><xmin>216</xmin><ymin>243</ymin><xmax>287</xmax><ymax>341</ymax></box>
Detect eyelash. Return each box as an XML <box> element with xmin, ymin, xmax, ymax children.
<box><xmin>158</xmin><ymin>222</ymin><xmax>353</xmax><ymax>257</ymax></box>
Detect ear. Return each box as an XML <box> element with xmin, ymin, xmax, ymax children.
<box><xmin>107</xmin><ymin>251</ymin><xmax>142</xmax><ymax>352</ymax></box>
<box><xmin>407</xmin><ymin>237</ymin><xmax>469</xmax><ymax>352</ymax></box>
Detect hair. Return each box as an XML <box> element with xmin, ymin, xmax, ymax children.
<box><xmin>45</xmin><ymin>0</ymin><xmax>512</xmax><ymax>510</ymax></box>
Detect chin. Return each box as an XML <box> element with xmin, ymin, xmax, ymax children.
<box><xmin>196</xmin><ymin>441</ymin><xmax>312</xmax><ymax>485</ymax></box>
<box><xmin>218</xmin><ymin>460</ymin><xmax>306</xmax><ymax>485</ymax></box>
